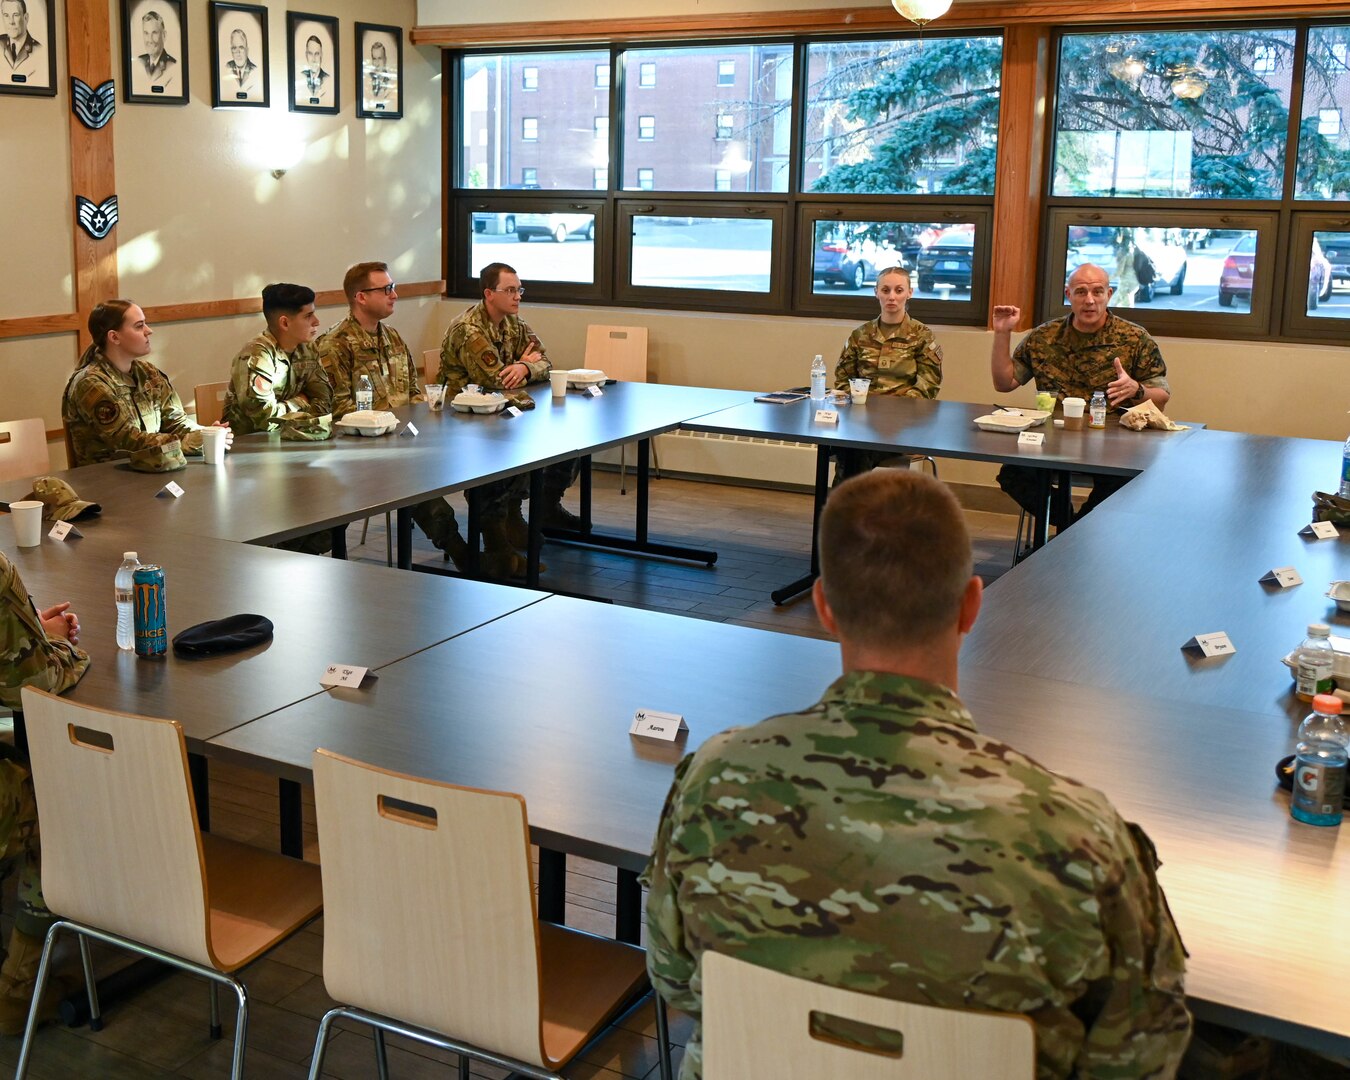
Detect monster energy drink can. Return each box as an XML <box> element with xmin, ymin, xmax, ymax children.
<box><xmin>133</xmin><ymin>564</ymin><xmax>168</xmax><ymax>658</ymax></box>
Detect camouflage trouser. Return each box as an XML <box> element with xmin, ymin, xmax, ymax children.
<box><xmin>408</xmin><ymin>498</ymin><xmax>461</xmax><ymax>552</ymax></box>
<box><xmin>997</xmin><ymin>465</ymin><xmax>1129</xmax><ymax>527</ymax></box>
<box><xmin>276</xmin><ymin>529</ymin><xmax>335</xmax><ymax>556</ymax></box>
<box><xmin>472</xmin><ymin>459</ymin><xmax>580</xmax><ymax>524</ymax></box>
<box><xmin>0</xmin><ymin>754</ymin><xmax>52</xmax><ymax>938</ymax></box>
<box><xmin>831</xmin><ymin>449</ymin><xmax>890</xmax><ymax>489</ymax></box>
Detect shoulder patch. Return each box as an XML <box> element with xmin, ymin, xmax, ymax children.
<box><xmin>94</xmin><ymin>401</ymin><xmax>119</xmax><ymax>425</ymax></box>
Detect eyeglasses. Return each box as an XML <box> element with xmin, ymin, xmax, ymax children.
<box><xmin>493</xmin><ymin>286</ymin><xmax>525</xmax><ymax>298</ymax></box>
<box><xmin>361</xmin><ymin>282</ymin><xmax>397</xmax><ymax>296</ymax></box>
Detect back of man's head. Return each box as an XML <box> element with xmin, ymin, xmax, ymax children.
<box><xmin>343</xmin><ymin>261</ymin><xmax>387</xmax><ymax>304</ymax></box>
<box><xmin>262</xmin><ymin>283</ymin><xmax>315</xmax><ymax>329</ymax></box>
<box><xmin>818</xmin><ymin>471</ymin><xmax>972</xmax><ymax>650</ymax></box>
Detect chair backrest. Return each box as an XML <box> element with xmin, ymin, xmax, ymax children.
<box><xmin>312</xmin><ymin>749</ymin><xmax>547</xmax><ymax>1066</ymax></box>
<box><xmin>423</xmin><ymin>349</ymin><xmax>441</xmax><ymax>383</ymax></box>
<box><xmin>583</xmin><ymin>325</ymin><xmax>649</xmax><ymax>383</ymax></box>
<box><xmin>0</xmin><ymin>418</ymin><xmax>49</xmax><ymax>483</ymax></box>
<box><xmin>701</xmin><ymin>952</ymin><xmax>1035</xmax><ymax>1080</ymax></box>
<box><xmin>194</xmin><ymin>382</ymin><xmax>230</xmax><ymax>427</ymax></box>
<box><xmin>19</xmin><ymin>688</ymin><xmax>216</xmax><ymax>968</ymax></box>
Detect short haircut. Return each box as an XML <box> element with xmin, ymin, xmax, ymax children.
<box><xmin>4</xmin><ymin>0</ymin><xmax>28</xmax><ymax>16</ymax></box>
<box><xmin>818</xmin><ymin>470</ymin><xmax>972</xmax><ymax>649</ymax></box>
<box><xmin>479</xmin><ymin>262</ymin><xmax>516</xmax><ymax>295</ymax></box>
<box><xmin>306</xmin><ymin>35</ymin><xmax>322</xmax><ymax>50</ymax></box>
<box><xmin>343</xmin><ymin>261</ymin><xmax>388</xmax><ymax>304</ymax></box>
<box><xmin>876</xmin><ymin>265</ymin><xmax>911</xmax><ymax>285</ymax></box>
<box><xmin>370</xmin><ymin>41</ymin><xmax>386</xmax><ymax>60</ymax></box>
<box><xmin>230</xmin><ymin>29</ymin><xmax>246</xmax><ymax>45</ymax></box>
<box><xmin>261</xmin><ymin>283</ymin><xmax>315</xmax><ymax>327</ymax></box>
<box><xmin>142</xmin><ymin>10</ymin><xmax>163</xmax><ymax>27</ymax></box>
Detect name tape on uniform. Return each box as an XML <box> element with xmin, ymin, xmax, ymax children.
<box><xmin>506</xmin><ymin>405</ymin><xmax>524</xmax><ymax>417</ymax></box>
<box><xmin>585</xmin><ymin>386</ymin><xmax>604</xmax><ymax>398</ymax></box>
<box><xmin>1302</xmin><ymin>521</ymin><xmax>1341</xmax><ymax>540</ymax></box>
<box><xmin>399</xmin><ymin>422</ymin><xmax>419</xmax><ymax>437</ymax></box>
<box><xmin>813</xmin><ymin>408</ymin><xmax>839</xmax><ymax>425</ymax></box>
<box><xmin>47</xmin><ymin>521</ymin><xmax>83</xmax><ymax>542</ymax></box>
<box><xmin>1017</xmin><ymin>431</ymin><xmax>1045</xmax><ymax>448</ymax></box>
<box><xmin>320</xmin><ymin>664</ymin><xmax>378</xmax><ymax>690</ymax></box>
<box><xmin>1259</xmin><ymin>566</ymin><xmax>1302</xmax><ymax>588</ymax></box>
<box><xmin>156</xmin><ymin>481</ymin><xmax>185</xmax><ymax>499</ymax></box>
<box><xmin>629</xmin><ymin>708</ymin><xmax>688</xmax><ymax>742</ymax></box>
<box><xmin>1182</xmin><ymin>631</ymin><xmax>1235</xmax><ymax>658</ymax></box>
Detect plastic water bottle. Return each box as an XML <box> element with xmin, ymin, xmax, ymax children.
<box><xmin>1089</xmin><ymin>390</ymin><xmax>1107</xmax><ymax>428</ymax></box>
<box><xmin>1340</xmin><ymin>433</ymin><xmax>1350</xmax><ymax>498</ymax></box>
<box><xmin>1295</xmin><ymin>623</ymin><xmax>1335</xmax><ymax>703</ymax></box>
<box><xmin>356</xmin><ymin>374</ymin><xmax>374</xmax><ymax>412</ymax></box>
<box><xmin>809</xmin><ymin>354</ymin><xmax>827</xmax><ymax>401</ymax></box>
<box><xmin>115</xmin><ymin>551</ymin><xmax>139</xmax><ymax>651</ymax></box>
<box><xmin>1291</xmin><ymin>694</ymin><xmax>1347</xmax><ymax>827</ymax></box>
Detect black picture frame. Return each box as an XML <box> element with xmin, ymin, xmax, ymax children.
<box><xmin>209</xmin><ymin>1</ymin><xmax>268</xmax><ymax>109</ymax></box>
<box><xmin>287</xmin><ymin>11</ymin><xmax>337</xmax><ymax>115</ymax></box>
<box><xmin>121</xmin><ymin>0</ymin><xmax>189</xmax><ymax>105</ymax></box>
<box><xmin>355</xmin><ymin>21</ymin><xmax>402</xmax><ymax>120</ymax></box>
<box><xmin>0</xmin><ymin>0</ymin><xmax>56</xmax><ymax>96</ymax></box>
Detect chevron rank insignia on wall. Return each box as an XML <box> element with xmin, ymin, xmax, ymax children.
<box><xmin>71</xmin><ymin>78</ymin><xmax>116</xmax><ymax>130</ymax></box>
<box><xmin>76</xmin><ymin>196</ymin><xmax>119</xmax><ymax>240</ymax></box>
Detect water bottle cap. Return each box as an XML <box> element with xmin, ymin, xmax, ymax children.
<box><xmin>124</xmin><ymin>551</ymin><xmax>137</xmax><ymax>560</ymax></box>
<box><xmin>1313</xmin><ymin>694</ymin><xmax>1344</xmax><ymax>714</ymax></box>
<box><xmin>1309</xmin><ymin>623</ymin><xmax>1331</xmax><ymax>636</ymax></box>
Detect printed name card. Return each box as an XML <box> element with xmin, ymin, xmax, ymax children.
<box><xmin>1181</xmin><ymin>632</ymin><xmax>1235</xmax><ymax>658</ymax></box>
<box><xmin>506</xmin><ymin>405</ymin><xmax>524</xmax><ymax>417</ymax></box>
<box><xmin>399</xmin><ymin>422</ymin><xmax>419</xmax><ymax>437</ymax></box>
<box><xmin>1017</xmin><ymin>431</ymin><xmax>1045</xmax><ymax>448</ymax></box>
<box><xmin>48</xmin><ymin>521</ymin><xmax>82</xmax><ymax>542</ymax></box>
<box><xmin>629</xmin><ymin>708</ymin><xmax>688</xmax><ymax>742</ymax></box>
<box><xmin>320</xmin><ymin>664</ymin><xmax>377</xmax><ymax>690</ymax></box>
<box><xmin>156</xmin><ymin>481</ymin><xmax>185</xmax><ymax>499</ymax></box>
<box><xmin>585</xmin><ymin>386</ymin><xmax>604</xmax><ymax>398</ymax></box>
<box><xmin>1302</xmin><ymin>521</ymin><xmax>1341</xmax><ymax>540</ymax></box>
<box><xmin>1259</xmin><ymin>566</ymin><xmax>1302</xmax><ymax>588</ymax></box>
<box><xmin>814</xmin><ymin>408</ymin><xmax>839</xmax><ymax>425</ymax></box>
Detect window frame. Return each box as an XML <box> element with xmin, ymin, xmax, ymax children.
<box><xmin>1285</xmin><ymin>212</ymin><xmax>1350</xmax><ymax>340</ymax></box>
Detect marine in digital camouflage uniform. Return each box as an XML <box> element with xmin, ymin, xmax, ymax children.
<box><xmin>643</xmin><ymin>470</ymin><xmax>1190</xmax><ymax>1080</ymax></box>
<box><xmin>62</xmin><ymin>355</ymin><xmax>203</xmax><ymax>468</ymax></box>
<box><xmin>223</xmin><ymin>331</ymin><xmax>334</xmax><ymax>437</ymax></box>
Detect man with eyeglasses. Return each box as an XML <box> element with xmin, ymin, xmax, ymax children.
<box><xmin>990</xmin><ymin>262</ymin><xmax>1170</xmax><ymax>527</ymax></box>
<box><xmin>438</xmin><ymin>262</ymin><xmax>579</xmax><ymax>579</ymax></box>
<box><xmin>318</xmin><ymin>263</ymin><xmax>470</xmax><ymax>570</ymax></box>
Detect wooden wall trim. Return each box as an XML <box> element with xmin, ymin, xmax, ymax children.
<box><xmin>412</xmin><ymin>1</ymin><xmax>1347</xmax><ymax>46</ymax></box>
<box><xmin>0</xmin><ymin>314</ymin><xmax>83</xmax><ymax>340</ymax></box>
<box><xmin>139</xmin><ymin>280</ymin><xmax>446</xmax><ymax>325</ymax></box>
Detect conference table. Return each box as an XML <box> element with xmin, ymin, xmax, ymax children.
<box><xmin>3</xmin><ymin>380</ymin><xmax>1349</xmax><ymax>1058</ymax></box>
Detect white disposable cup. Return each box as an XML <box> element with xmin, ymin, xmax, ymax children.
<box><xmin>850</xmin><ymin>378</ymin><xmax>871</xmax><ymax>405</ymax></box>
<box><xmin>550</xmin><ymin>370</ymin><xmax>569</xmax><ymax>399</ymax></box>
<box><xmin>201</xmin><ymin>426</ymin><xmax>226</xmax><ymax>465</ymax></box>
<box><xmin>424</xmin><ymin>383</ymin><xmax>446</xmax><ymax>411</ymax></box>
<box><xmin>10</xmin><ymin>501</ymin><xmax>43</xmax><ymax>548</ymax></box>
<box><xmin>1061</xmin><ymin>397</ymin><xmax>1086</xmax><ymax>418</ymax></box>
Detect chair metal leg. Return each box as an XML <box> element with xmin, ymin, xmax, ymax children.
<box><xmin>210</xmin><ymin>979</ymin><xmax>222</xmax><ymax>1039</ymax></box>
<box><xmin>375</xmin><ymin>1027</ymin><xmax>391</xmax><ymax>1080</ymax></box>
<box><xmin>654</xmin><ymin>991</ymin><xmax>674</xmax><ymax>1080</ymax></box>
<box><xmin>77</xmin><ymin>933</ymin><xmax>100</xmax><ymax>1030</ymax></box>
<box><xmin>360</xmin><ymin>517</ymin><xmax>370</xmax><ymax>545</ymax></box>
<box><xmin>652</xmin><ymin>439</ymin><xmax>662</xmax><ymax>480</ymax></box>
<box><xmin>228</xmin><ymin>981</ymin><xmax>249</xmax><ymax>1080</ymax></box>
<box><xmin>14</xmin><ymin>921</ymin><xmax>63</xmax><ymax>1078</ymax></box>
<box><xmin>459</xmin><ymin>1052</ymin><xmax>471</xmax><ymax>1079</ymax></box>
<box><xmin>307</xmin><ymin>1006</ymin><xmax>343</xmax><ymax>1080</ymax></box>
<box><xmin>619</xmin><ymin>443</ymin><xmax>628</xmax><ymax>495</ymax></box>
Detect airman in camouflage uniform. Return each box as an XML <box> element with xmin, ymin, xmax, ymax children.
<box><xmin>991</xmin><ymin>265</ymin><xmax>1172</xmax><ymax>525</ymax></box>
<box><xmin>62</xmin><ymin>356</ymin><xmax>203</xmax><ymax>468</ymax></box>
<box><xmin>321</xmin><ymin>263</ymin><xmax>467</xmax><ymax>568</ymax></box>
<box><xmin>831</xmin><ymin>266</ymin><xmax>943</xmax><ymax>485</ymax></box>
<box><xmin>643</xmin><ymin>470</ymin><xmax>1189</xmax><ymax>1080</ymax></box>
<box><xmin>222</xmin><ymin>332</ymin><xmax>333</xmax><ymax>437</ymax></box>
<box><xmin>0</xmin><ymin>552</ymin><xmax>91</xmax><ymax>1031</ymax></box>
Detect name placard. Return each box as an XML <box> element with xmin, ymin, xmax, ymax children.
<box><xmin>1259</xmin><ymin>566</ymin><xmax>1302</xmax><ymax>588</ymax></box>
<box><xmin>47</xmin><ymin>521</ymin><xmax>83</xmax><ymax>542</ymax></box>
<box><xmin>156</xmin><ymin>481</ymin><xmax>185</xmax><ymax>499</ymax></box>
<box><xmin>814</xmin><ymin>408</ymin><xmax>839</xmax><ymax>425</ymax></box>
<box><xmin>399</xmin><ymin>422</ymin><xmax>419</xmax><ymax>437</ymax></box>
<box><xmin>1182</xmin><ymin>631</ymin><xmax>1235</xmax><ymax>658</ymax></box>
<box><xmin>1302</xmin><ymin>521</ymin><xmax>1341</xmax><ymax>540</ymax></box>
<box><xmin>585</xmin><ymin>386</ymin><xmax>604</xmax><ymax>398</ymax></box>
<box><xmin>506</xmin><ymin>405</ymin><xmax>524</xmax><ymax>417</ymax></box>
<box><xmin>320</xmin><ymin>664</ymin><xmax>378</xmax><ymax>690</ymax></box>
<box><xmin>629</xmin><ymin>708</ymin><xmax>688</xmax><ymax>742</ymax></box>
<box><xmin>1017</xmin><ymin>431</ymin><xmax>1045</xmax><ymax>448</ymax></box>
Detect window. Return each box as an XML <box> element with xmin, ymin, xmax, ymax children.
<box><xmin>1254</xmin><ymin>45</ymin><xmax>1277</xmax><ymax>74</ymax></box>
<box><xmin>461</xmin><ymin>201</ymin><xmax>603</xmax><ymax>292</ymax></box>
<box><xmin>717</xmin><ymin>59</ymin><xmax>736</xmax><ymax>86</ymax></box>
<box><xmin>594</xmin><ymin>168</ymin><xmax>608</xmax><ymax>190</ymax></box>
<box><xmin>1298</xmin><ymin>26</ymin><xmax>1350</xmax><ymax>199</ymax></box>
<box><xmin>715</xmin><ymin>113</ymin><xmax>734</xmax><ymax>140</ymax></box>
<box><xmin>637</xmin><ymin>168</ymin><xmax>654</xmax><ymax>190</ymax></box>
<box><xmin>1320</xmin><ymin>108</ymin><xmax>1342</xmax><ymax>137</ymax></box>
<box><xmin>595</xmin><ymin>63</ymin><xmax>610</xmax><ymax>88</ymax></box>
<box><xmin>522</xmin><ymin>66</ymin><xmax>538</xmax><ymax>90</ymax></box>
<box><xmin>715</xmin><ymin>169</ymin><xmax>732</xmax><ymax>192</ymax></box>
<box><xmin>638</xmin><ymin>115</ymin><xmax>655</xmax><ymax>141</ymax></box>
<box><xmin>639</xmin><ymin>61</ymin><xmax>656</xmax><ymax>87</ymax></box>
<box><xmin>522</xmin><ymin>167</ymin><xmax>537</xmax><ymax>186</ymax></box>
<box><xmin>594</xmin><ymin>116</ymin><xmax>608</xmax><ymax>140</ymax></box>
<box><xmin>521</xmin><ymin>117</ymin><xmax>538</xmax><ymax>142</ymax></box>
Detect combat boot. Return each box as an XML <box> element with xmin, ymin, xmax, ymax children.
<box><xmin>438</xmin><ymin>522</ymin><xmax>471</xmax><ymax>573</ymax></box>
<box><xmin>538</xmin><ymin>497</ymin><xmax>584</xmax><ymax>532</ymax></box>
<box><xmin>0</xmin><ymin>928</ymin><xmax>78</xmax><ymax>1036</ymax></box>
<box><xmin>481</xmin><ymin>519</ymin><xmax>545</xmax><ymax>579</ymax></box>
<box><xmin>504</xmin><ymin>501</ymin><xmax>530</xmax><ymax>550</ymax></box>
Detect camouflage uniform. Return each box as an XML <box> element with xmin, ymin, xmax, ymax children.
<box><xmin>643</xmin><ymin>671</ymin><xmax>1190</xmax><ymax>1080</ymax></box>
<box><xmin>321</xmin><ymin>315</ymin><xmax>460</xmax><ymax>552</ymax></box>
<box><xmin>999</xmin><ymin>313</ymin><xmax>1171</xmax><ymax>521</ymax></box>
<box><xmin>223</xmin><ymin>331</ymin><xmax>334</xmax><ymax>437</ymax></box>
<box><xmin>832</xmin><ymin>316</ymin><xmax>943</xmax><ymax>485</ymax></box>
<box><xmin>0</xmin><ymin>553</ymin><xmax>91</xmax><ymax>937</ymax></box>
<box><xmin>438</xmin><ymin>302</ymin><xmax>578</xmax><ymax>519</ymax></box>
<box><xmin>62</xmin><ymin>355</ymin><xmax>203</xmax><ymax>468</ymax></box>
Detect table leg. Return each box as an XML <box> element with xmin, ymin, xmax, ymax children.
<box><xmin>1031</xmin><ymin>472</ymin><xmax>1051</xmax><ymax>551</ymax></box>
<box><xmin>771</xmin><ymin>444</ymin><xmax>831</xmax><ymax>605</ymax></box>
<box><xmin>279</xmin><ymin>778</ymin><xmax>304</xmax><ymax>858</ymax></box>
<box><xmin>537</xmin><ymin>848</ymin><xmax>565</xmax><ymax>925</ymax></box>
<box><xmin>330</xmin><ymin>526</ymin><xmax>347</xmax><ymax>560</ymax></box>
<box><xmin>396</xmin><ymin>507</ymin><xmax>413</xmax><ymax>570</ymax></box>
<box><xmin>466</xmin><ymin>488</ymin><xmax>482</xmax><ymax>575</ymax></box>
<box><xmin>1050</xmin><ymin>470</ymin><xmax>1073</xmax><ymax>534</ymax></box>
<box><xmin>616</xmin><ymin>869</ymin><xmax>642</xmax><ymax>945</ymax></box>
<box><xmin>189</xmin><ymin>753</ymin><xmax>210</xmax><ymax>833</ymax></box>
<box><xmin>527</xmin><ymin>469</ymin><xmax>543</xmax><ymax>589</ymax></box>
<box><xmin>580</xmin><ymin>454</ymin><xmax>594</xmax><ymax>530</ymax></box>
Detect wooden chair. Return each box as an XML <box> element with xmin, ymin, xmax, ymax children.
<box><xmin>194</xmin><ymin>381</ymin><xmax>230</xmax><ymax>427</ymax></box>
<box><xmin>15</xmin><ymin>688</ymin><xmax>323</xmax><ymax>1080</ymax></box>
<box><xmin>584</xmin><ymin>325</ymin><xmax>655</xmax><ymax>493</ymax></box>
<box><xmin>423</xmin><ymin>348</ymin><xmax>441</xmax><ymax>383</ymax></box>
<box><xmin>307</xmin><ymin>749</ymin><xmax>670</xmax><ymax>1080</ymax></box>
<box><xmin>0</xmin><ymin>418</ymin><xmax>49</xmax><ymax>483</ymax></box>
<box><xmin>701</xmin><ymin>951</ymin><xmax>1035</xmax><ymax>1079</ymax></box>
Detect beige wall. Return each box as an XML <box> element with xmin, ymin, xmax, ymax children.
<box><xmin>416</xmin><ymin>0</ymin><xmax>870</xmax><ymax>23</ymax></box>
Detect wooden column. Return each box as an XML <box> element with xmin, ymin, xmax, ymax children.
<box><xmin>989</xmin><ymin>23</ymin><xmax>1051</xmax><ymax>329</ymax></box>
<box><xmin>66</xmin><ymin>0</ymin><xmax>119</xmax><ymax>349</ymax></box>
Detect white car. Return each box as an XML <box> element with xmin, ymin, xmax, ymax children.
<box><xmin>516</xmin><ymin>213</ymin><xmax>595</xmax><ymax>243</ymax></box>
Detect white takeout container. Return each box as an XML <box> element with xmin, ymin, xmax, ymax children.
<box><xmin>451</xmin><ymin>391</ymin><xmax>508</xmax><ymax>414</ymax></box>
<box><xmin>1328</xmin><ymin>581</ymin><xmax>1350</xmax><ymax>614</ymax></box>
<box><xmin>1282</xmin><ymin>633</ymin><xmax>1350</xmax><ymax>685</ymax></box>
<box><xmin>563</xmin><ymin>368</ymin><xmax>607</xmax><ymax>388</ymax></box>
<box><xmin>972</xmin><ymin>409</ymin><xmax>1051</xmax><ymax>434</ymax></box>
<box><xmin>334</xmin><ymin>410</ymin><xmax>400</xmax><ymax>436</ymax></box>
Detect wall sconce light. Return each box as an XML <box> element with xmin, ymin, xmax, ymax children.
<box><xmin>891</xmin><ymin>0</ymin><xmax>954</xmax><ymax>29</ymax></box>
<box><xmin>267</xmin><ymin>142</ymin><xmax>304</xmax><ymax>180</ymax></box>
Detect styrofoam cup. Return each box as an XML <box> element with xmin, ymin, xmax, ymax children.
<box><xmin>10</xmin><ymin>501</ymin><xmax>43</xmax><ymax>547</ymax></box>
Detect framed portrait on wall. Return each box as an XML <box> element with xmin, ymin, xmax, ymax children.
<box><xmin>0</xmin><ymin>0</ymin><xmax>56</xmax><ymax>96</ymax></box>
<box><xmin>287</xmin><ymin>11</ymin><xmax>337</xmax><ymax>115</ymax></box>
<box><xmin>209</xmin><ymin>1</ymin><xmax>268</xmax><ymax>108</ymax></box>
<box><xmin>121</xmin><ymin>0</ymin><xmax>189</xmax><ymax>105</ymax></box>
<box><xmin>356</xmin><ymin>22</ymin><xmax>402</xmax><ymax>120</ymax></box>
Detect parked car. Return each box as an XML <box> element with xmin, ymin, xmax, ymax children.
<box><xmin>1218</xmin><ymin>234</ymin><xmax>1256</xmax><ymax>307</ymax></box>
<box><xmin>815</xmin><ymin>236</ymin><xmax>874</xmax><ymax>290</ymax></box>
<box><xmin>472</xmin><ymin>212</ymin><xmax>516</xmax><ymax>235</ymax></box>
<box><xmin>1066</xmin><ymin>226</ymin><xmax>1186</xmax><ymax>302</ymax></box>
<box><xmin>1319</xmin><ymin>234</ymin><xmax>1350</xmax><ymax>289</ymax></box>
<box><xmin>915</xmin><ymin>229</ymin><xmax>974</xmax><ymax>293</ymax></box>
<box><xmin>515</xmin><ymin>213</ymin><xmax>594</xmax><ymax>242</ymax></box>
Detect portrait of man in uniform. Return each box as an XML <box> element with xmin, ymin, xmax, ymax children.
<box><xmin>356</xmin><ymin>22</ymin><xmax>402</xmax><ymax>120</ymax></box>
<box><xmin>209</xmin><ymin>1</ymin><xmax>268</xmax><ymax>108</ymax></box>
<box><xmin>288</xmin><ymin>13</ymin><xmax>337</xmax><ymax>114</ymax></box>
<box><xmin>121</xmin><ymin>0</ymin><xmax>188</xmax><ymax>105</ymax></box>
<box><xmin>0</xmin><ymin>0</ymin><xmax>55</xmax><ymax>95</ymax></box>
